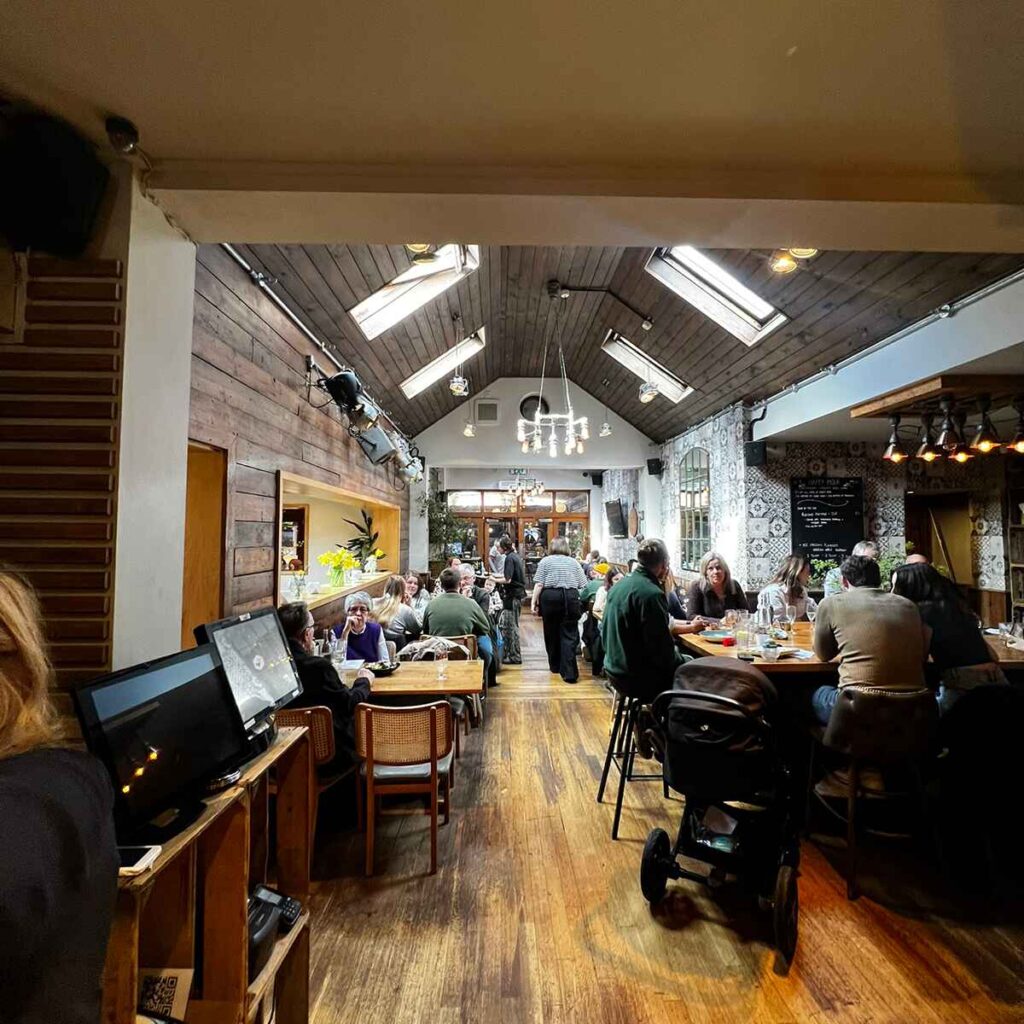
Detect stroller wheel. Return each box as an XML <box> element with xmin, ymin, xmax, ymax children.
<box><xmin>772</xmin><ymin>864</ymin><xmax>798</xmax><ymax>965</ymax></box>
<box><xmin>640</xmin><ymin>828</ymin><xmax>672</xmax><ymax>904</ymax></box>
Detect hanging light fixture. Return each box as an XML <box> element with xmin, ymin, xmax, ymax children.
<box><xmin>406</xmin><ymin>243</ymin><xmax>438</xmax><ymax>265</ymax></box>
<box><xmin>1007</xmin><ymin>398</ymin><xmax>1024</xmax><ymax>454</ymax></box>
<box><xmin>449</xmin><ymin>312</ymin><xmax>470</xmax><ymax>396</ymax></box>
<box><xmin>639</xmin><ymin>381</ymin><xmax>659</xmax><ymax>404</ymax></box>
<box><xmin>463</xmin><ymin>420</ymin><xmax>475</xmax><ymax>438</ymax></box>
<box><xmin>948</xmin><ymin>412</ymin><xmax>973</xmax><ymax>463</ymax></box>
<box><xmin>935</xmin><ymin>397</ymin><xmax>961</xmax><ymax>451</ymax></box>
<box><xmin>970</xmin><ymin>395</ymin><xmax>1000</xmax><ymax>452</ymax></box>
<box><xmin>515</xmin><ymin>289</ymin><xmax>590</xmax><ymax>456</ymax></box>
<box><xmin>600</xmin><ymin>421</ymin><xmax>612</xmax><ymax>437</ymax></box>
<box><xmin>916</xmin><ymin>414</ymin><xmax>941</xmax><ymax>462</ymax></box>
<box><xmin>882</xmin><ymin>413</ymin><xmax>908</xmax><ymax>463</ymax></box>
<box><xmin>788</xmin><ymin>248</ymin><xmax>819</xmax><ymax>260</ymax></box>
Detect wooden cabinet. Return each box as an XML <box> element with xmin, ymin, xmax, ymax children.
<box><xmin>103</xmin><ymin>728</ymin><xmax>312</xmax><ymax>1024</ymax></box>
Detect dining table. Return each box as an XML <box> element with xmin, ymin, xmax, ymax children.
<box><xmin>354</xmin><ymin>658</ymin><xmax>485</xmax><ymax>698</ymax></box>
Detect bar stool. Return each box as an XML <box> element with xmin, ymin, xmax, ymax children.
<box><xmin>807</xmin><ymin>685</ymin><xmax>938</xmax><ymax>899</ymax></box>
<box><xmin>597</xmin><ymin>680</ymin><xmax>668</xmax><ymax>840</ymax></box>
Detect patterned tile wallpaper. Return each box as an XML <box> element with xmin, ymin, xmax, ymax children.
<box><xmin>661</xmin><ymin>404</ymin><xmax>1009</xmax><ymax>592</ymax></box>
<box><xmin>601</xmin><ymin>468</ymin><xmax>641</xmax><ymax>565</ymax></box>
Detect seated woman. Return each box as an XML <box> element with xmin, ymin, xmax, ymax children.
<box><xmin>405</xmin><ymin>573</ymin><xmax>431</xmax><ymax>616</ymax></box>
<box><xmin>0</xmin><ymin>572</ymin><xmax>118</xmax><ymax>1023</ymax></box>
<box><xmin>592</xmin><ymin>567</ymin><xmax>624</xmax><ymax>621</ymax></box>
<box><xmin>335</xmin><ymin>591</ymin><xmax>390</xmax><ymax>663</ymax></box>
<box><xmin>373</xmin><ymin>574</ymin><xmax>422</xmax><ymax>653</ymax></box>
<box><xmin>892</xmin><ymin>562</ymin><xmax>1008</xmax><ymax>714</ymax></box>
<box><xmin>758</xmin><ymin>554</ymin><xmax>817</xmax><ymax>622</ymax></box>
<box><xmin>686</xmin><ymin>550</ymin><xmax>748</xmax><ymax>621</ymax></box>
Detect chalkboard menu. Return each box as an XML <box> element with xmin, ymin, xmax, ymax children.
<box><xmin>790</xmin><ymin>477</ymin><xmax>865</xmax><ymax>563</ymax></box>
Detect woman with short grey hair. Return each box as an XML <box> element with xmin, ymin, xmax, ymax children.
<box><xmin>336</xmin><ymin>590</ymin><xmax>390</xmax><ymax>663</ymax></box>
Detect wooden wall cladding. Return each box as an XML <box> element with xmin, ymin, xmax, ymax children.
<box><xmin>0</xmin><ymin>254</ymin><xmax>124</xmax><ymax>690</ymax></box>
<box><xmin>191</xmin><ymin>245</ymin><xmax>410</xmax><ymax>616</ymax></box>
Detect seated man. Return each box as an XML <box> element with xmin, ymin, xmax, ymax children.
<box><xmin>278</xmin><ymin>602</ymin><xmax>374</xmax><ymax>770</ymax></box>
<box><xmin>602</xmin><ymin>538</ymin><xmax>704</xmax><ymax>705</ymax></box>
<box><xmin>422</xmin><ymin>567</ymin><xmax>496</xmax><ymax>683</ymax></box>
<box><xmin>823</xmin><ymin>540</ymin><xmax>878</xmax><ymax>599</ymax></box>
<box><xmin>811</xmin><ymin>554</ymin><xmax>929</xmax><ymax>725</ymax></box>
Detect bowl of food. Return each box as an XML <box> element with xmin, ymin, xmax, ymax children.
<box><xmin>363</xmin><ymin>661</ymin><xmax>400</xmax><ymax>676</ymax></box>
<box><xmin>759</xmin><ymin>643</ymin><xmax>781</xmax><ymax>662</ymax></box>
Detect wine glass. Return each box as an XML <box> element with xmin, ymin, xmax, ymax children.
<box><xmin>785</xmin><ymin>604</ymin><xmax>797</xmax><ymax>633</ymax></box>
<box><xmin>807</xmin><ymin>608</ymin><xmax>817</xmax><ymax>625</ymax></box>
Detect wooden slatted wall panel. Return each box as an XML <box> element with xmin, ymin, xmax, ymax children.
<box><xmin>0</xmin><ymin>255</ymin><xmax>124</xmax><ymax>696</ymax></box>
<box><xmin>192</xmin><ymin>245</ymin><xmax>410</xmax><ymax>617</ymax></box>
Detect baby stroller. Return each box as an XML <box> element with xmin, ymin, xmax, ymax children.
<box><xmin>639</xmin><ymin>656</ymin><xmax>801</xmax><ymax>964</ymax></box>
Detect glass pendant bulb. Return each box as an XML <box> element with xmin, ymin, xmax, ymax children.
<box><xmin>576</xmin><ymin>439</ymin><xmax>584</xmax><ymax>455</ymax></box>
<box><xmin>580</xmin><ymin>419</ymin><xmax>590</xmax><ymax>441</ymax></box>
<box><xmin>532</xmin><ymin>434</ymin><xmax>542</xmax><ymax>452</ymax></box>
<box><xmin>969</xmin><ymin>397</ymin><xmax>999</xmax><ymax>452</ymax></box>
<box><xmin>521</xmin><ymin>439</ymin><xmax>530</xmax><ymax>454</ymax></box>
<box><xmin>516</xmin><ymin>420</ymin><xmax>526</xmax><ymax>443</ymax></box>
<box><xmin>600</xmin><ymin>422</ymin><xmax>612</xmax><ymax>438</ymax></box>
<box><xmin>564</xmin><ymin>439</ymin><xmax>574</xmax><ymax>456</ymax></box>
<box><xmin>549</xmin><ymin>439</ymin><xmax>557</xmax><ymax>458</ymax></box>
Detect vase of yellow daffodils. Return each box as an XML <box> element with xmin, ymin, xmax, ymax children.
<box><xmin>318</xmin><ymin>549</ymin><xmax>359</xmax><ymax>588</ymax></box>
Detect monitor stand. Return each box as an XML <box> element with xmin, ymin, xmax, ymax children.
<box><xmin>245</xmin><ymin>715</ymin><xmax>278</xmax><ymax>758</ymax></box>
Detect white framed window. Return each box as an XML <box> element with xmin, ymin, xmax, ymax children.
<box><xmin>679</xmin><ymin>447</ymin><xmax>710</xmax><ymax>570</ymax></box>
<box><xmin>601</xmin><ymin>330</ymin><xmax>693</xmax><ymax>403</ymax></box>
<box><xmin>399</xmin><ymin>329</ymin><xmax>486</xmax><ymax>399</ymax></box>
<box><xmin>645</xmin><ymin>246</ymin><xmax>787</xmax><ymax>346</ymax></box>
<box><xmin>350</xmin><ymin>244</ymin><xmax>480</xmax><ymax>340</ymax></box>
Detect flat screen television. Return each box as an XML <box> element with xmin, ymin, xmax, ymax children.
<box><xmin>194</xmin><ymin>608</ymin><xmax>302</xmax><ymax>736</ymax></box>
<box><xmin>73</xmin><ymin>644</ymin><xmax>248</xmax><ymax>839</ymax></box>
<box><xmin>605</xmin><ymin>499</ymin><xmax>628</xmax><ymax>538</ymax></box>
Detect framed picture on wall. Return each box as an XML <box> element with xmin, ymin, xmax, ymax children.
<box><xmin>280</xmin><ymin>504</ymin><xmax>309</xmax><ymax>573</ymax></box>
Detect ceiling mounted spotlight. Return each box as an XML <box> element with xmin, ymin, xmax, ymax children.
<box><xmin>449</xmin><ymin>374</ymin><xmax>469</xmax><ymax>397</ymax></box>
<box><xmin>935</xmin><ymin>397</ymin><xmax>961</xmax><ymax>451</ymax></box>
<box><xmin>882</xmin><ymin>413</ymin><xmax>908</xmax><ymax>463</ymax></box>
<box><xmin>406</xmin><ymin>243</ymin><xmax>438</xmax><ymax>265</ymax></box>
<box><xmin>463</xmin><ymin>420</ymin><xmax>476</xmax><ymax>438</ymax></box>
<box><xmin>641</xmin><ymin>318</ymin><xmax>654</xmax><ymax>331</ymax></box>
<box><xmin>600</xmin><ymin>421</ymin><xmax>612</xmax><ymax>437</ymax></box>
<box><xmin>769</xmin><ymin>250</ymin><xmax>799</xmax><ymax>274</ymax></box>
<box><xmin>788</xmin><ymin>248</ymin><xmax>819</xmax><ymax>260</ymax></box>
<box><xmin>639</xmin><ymin>381</ymin><xmax>659</xmax><ymax>404</ymax></box>
<box><xmin>970</xmin><ymin>395</ymin><xmax>1000</xmax><ymax>452</ymax></box>
<box><xmin>916</xmin><ymin>414</ymin><xmax>941</xmax><ymax>462</ymax></box>
<box><xmin>105</xmin><ymin>115</ymin><xmax>140</xmax><ymax>154</ymax></box>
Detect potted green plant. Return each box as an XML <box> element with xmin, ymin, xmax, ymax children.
<box><xmin>340</xmin><ymin>510</ymin><xmax>384</xmax><ymax>572</ymax></box>
<box><xmin>417</xmin><ymin>491</ymin><xmax>471</xmax><ymax>575</ymax></box>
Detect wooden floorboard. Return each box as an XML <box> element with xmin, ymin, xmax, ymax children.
<box><xmin>307</xmin><ymin>616</ymin><xmax>1024</xmax><ymax>1023</ymax></box>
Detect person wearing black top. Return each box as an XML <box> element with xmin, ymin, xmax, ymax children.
<box><xmin>0</xmin><ymin>572</ymin><xmax>118</xmax><ymax>1024</ymax></box>
<box><xmin>498</xmin><ymin>535</ymin><xmax>526</xmax><ymax>664</ymax></box>
<box><xmin>891</xmin><ymin>563</ymin><xmax>1007</xmax><ymax>715</ymax></box>
<box><xmin>686</xmin><ymin>550</ymin><xmax>749</xmax><ymax>621</ymax></box>
<box><xmin>279</xmin><ymin>602</ymin><xmax>374</xmax><ymax>769</ymax></box>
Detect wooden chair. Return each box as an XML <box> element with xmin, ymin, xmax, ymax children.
<box><xmin>809</xmin><ymin>685</ymin><xmax>939</xmax><ymax>899</ymax></box>
<box><xmin>354</xmin><ymin>702</ymin><xmax>454</xmax><ymax>876</ymax></box>
<box><xmin>274</xmin><ymin>706</ymin><xmax>352</xmax><ymax>847</ymax></box>
<box><xmin>420</xmin><ymin>633</ymin><xmax>480</xmax><ymax>736</ymax></box>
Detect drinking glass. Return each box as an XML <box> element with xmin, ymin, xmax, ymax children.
<box><xmin>435</xmin><ymin>650</ymin><xmax>449</xmax><ymax>681</ymax></box>
<box><xmin>785</xmin><ymin>604</ymin><xmax>797</xmax><ymax>631</ymax></box>
<box><xmin>723</xmin><ymin>609</ymin><xmax>738</xmax><ymax>630</ymax></box>
<box><xmin>807</xmin><ymin>608</ymin><xmax>817</xmax><ymax>625</ymax></box>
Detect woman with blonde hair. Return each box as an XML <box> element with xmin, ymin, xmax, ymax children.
<box><xmin>758</xmin><ymin>554</ymin><xmax>817</xmax><ymax>621</ymax></box>
<box><xmin>372</xmin><ymin>574</ymin><xmax>422</xmax><ymax>652</ymax></box>
<box><xmin>686</xmin><ymin>550</ymin><xmax>749</xmax><ymax>620</ymax></box>
<box><xmin>0</xmin><ymin>571</ymin><xmax>118</xmax><ymax>1022</ymax></box>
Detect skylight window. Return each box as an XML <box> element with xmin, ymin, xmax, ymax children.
<box><xmin>645</xmin><ymin>245</ymin><xmax>787</xmax><ymax>346</ymax></box>
<box><xmin>400</xmin><ymin>328</ymin><xmax>486</xmax><ymax>399</ymax></box>
<box><xmin>350</xmin><ymin>244</ymin><xmax>480</xmax><ymax>340</ymax></box>
<box><xmin>601</xmin><ymin>330</ymin><xmax>693</xmax><ymax>403</ymax></box>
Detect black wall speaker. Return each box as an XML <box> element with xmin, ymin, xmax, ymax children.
<box><xmin>744</xmin><ymin>440</ymin><xmax>767</xmax><ymax>467</ymax></box>
<box><xmin>646</xmin><ymin>458</ymin><xmax>664</xmax><ymax>477</ymax></box>
<box><xmin>0</xmin><ymin>112</ymin><xmax>110</xmax><ymax>257</ymax></box>
<box><xmin>590</xmin><ymin>472</ymin><xmax>604</xmax><ymax>487</ymax></box>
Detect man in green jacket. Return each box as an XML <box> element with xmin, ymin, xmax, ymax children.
<box><xmin>422</xmin><ymin>568</ymin><xmax>495</xmax><ymax>681</ymax></box>
<box><xmin>602</xmin><ymin>538</ymin><xmax>705</xmax><ymax>704</ymax></box>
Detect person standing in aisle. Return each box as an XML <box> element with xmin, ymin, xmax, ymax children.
<box><xmin>530</xmin><ymin>537</ymin><xmax>586</xmax><ymax>682</ymax></box>
<box><xmin>497</xmin><ymin>535</ymin><xmax>526</xmax><ymax>664</ymax></box>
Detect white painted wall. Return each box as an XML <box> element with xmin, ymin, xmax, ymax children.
<box><xmin>112</xmin><ymin>179</ymin><xmax>197</xmax><ymax>668</ymax></box>
<box><xmin>287</xmin><ymin>494</ymin><xmax>363</xmax><ymax>587</ymax></box>
<box><xmin>414</xmin><ymin>377</ymin><xmax>658</xmax><ymax>469</ymax></box>
<box><xmin>754</xmin><ymin>276</ymin><xmax>1024</xmax><ymax>442</ymax></box>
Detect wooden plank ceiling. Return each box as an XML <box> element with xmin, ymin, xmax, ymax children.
<box><xmin>228</xmin><ymin>243</ymin><xmax>1024</xmax><ymax>443</ymax></box>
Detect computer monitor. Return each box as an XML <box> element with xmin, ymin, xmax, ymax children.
<box><xmin>73</xmin><ymin>644</ymin><xmax>248</xmax><ymax>837</ymax></box>
<box><xmin>194</xmin><ymin>608</ymin><xmax>302</xmax><ymax>734</ymax></box>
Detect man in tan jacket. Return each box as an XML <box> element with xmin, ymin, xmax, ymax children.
<box><xmin>811</xmin><ymin>555</ymin><xmax>929</xmax><ymax>725</ymax></box>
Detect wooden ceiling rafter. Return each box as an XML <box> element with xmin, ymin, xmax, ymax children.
<box><xmin>225</xmin><ymin>243</ymin><xmax>1024</xmax><ymax>443</ymax></box>
<box><xmin>849</xmin><ymin>374</ymin><xmax>1024</xmax><ymax>420</ymax></box>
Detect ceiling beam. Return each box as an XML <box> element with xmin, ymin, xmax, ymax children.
<box><xmin>849</xmin><ymin>374</ymin><xmax>1024</xmax><ymax>419</ymax></box>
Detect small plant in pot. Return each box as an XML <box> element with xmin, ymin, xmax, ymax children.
<box><xmin>341</xmin><ymin>510</ymin><xmax>384</xmax><ymax>572</ymax></box>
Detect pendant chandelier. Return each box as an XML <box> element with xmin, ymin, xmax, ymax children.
<box><xmin>505</xmin><ymin>477</ymin><xmax>545</xmax><ymax>500</ymax></box>
<box><xmin>516</xmin><ymin>293</ymin><xmax>589</xmax><ymax>457</ymax></box>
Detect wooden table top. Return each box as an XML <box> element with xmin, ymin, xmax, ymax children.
<box><xmin>357</xmin><ymin>658</ymin><xmax>485</xmax><ymax>697</ymax></box>
<box><xmin>679</xmin><ymin>625</ymin><xmax>1024</xmax><ymax>674</ymax></box>
<box><xmin>678</xmin><ymin>623</ymin><xmax>834</xmax><ymax>674</ymax></box>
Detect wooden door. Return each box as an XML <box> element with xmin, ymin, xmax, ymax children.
<box><xmin>181</xmin><ymin>443</ymin><xmax>227</xmax><ymax>648</ymax></box>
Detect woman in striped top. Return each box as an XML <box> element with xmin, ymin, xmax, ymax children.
<box><xmin>530</xmin><ymin>538</ymin><xmax>587</xmax><ymax>682</ymax></box>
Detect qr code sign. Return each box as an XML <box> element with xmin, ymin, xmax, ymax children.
<box><xmin>138</xmin><ymin>968</ymin><xmax>192</xmax><ymax>1020</ymax></box>
<box><xmin>139</xmin><ymin>975</ymin><xmax>178</xmax><ymax>1016</ymax></box>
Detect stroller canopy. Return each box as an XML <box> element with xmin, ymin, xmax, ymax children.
<box><xmin>671</xmin><ymin>656</ymin><xmax>777</xmax><ymax>717</ymax></box>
